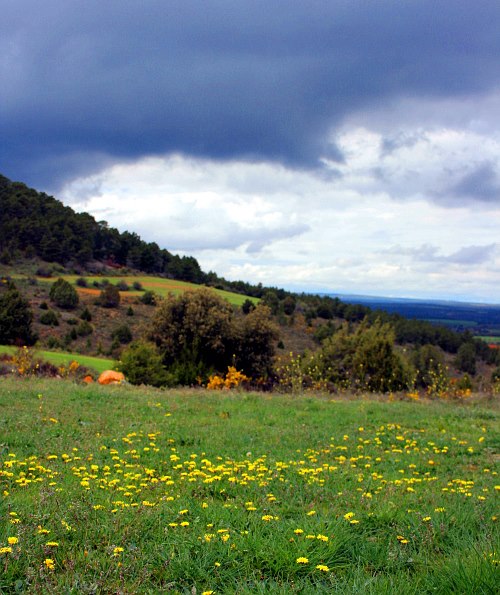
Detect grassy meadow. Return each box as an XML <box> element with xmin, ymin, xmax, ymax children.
<box><xmin>0</xmin><ymin>345</ymin><xmax>114</xmax><ymax>375</ymax></box>
<box><xmin>0</xmin><ymin>378</ymin><xmax>498</xmax><ymax>593</ymax></box>
<box><xmin>31</xmin><ymin>274</ymin><xmax>258</xmax><ymax>308</ymax></box>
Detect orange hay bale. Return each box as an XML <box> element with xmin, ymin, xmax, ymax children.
<box><xmin>98</xmin><ymin>370</ymin><xmax>125</xmax><ymax>385</ymax></box>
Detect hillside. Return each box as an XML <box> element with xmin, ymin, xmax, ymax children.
<box><xmin>1</xmin><ymin>173</ymin><xmax>499</xmax><ymax>391</ymax></box>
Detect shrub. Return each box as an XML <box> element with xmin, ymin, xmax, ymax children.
<box><xmin>76</xmin><ymin>277</ymin><xmax>88</xmax><ymax>287</ymax></box>
<box><xmin>80</xmin><ymin>307</ymin><xmax>92</xmax><ymax>321</ymax></box>
<box><xmin>126</xmin><ymin>306</ymin><xmax>135</xmax><ymax>316</ymax></box>
<box><xmin>39</xmin><ymin>301</ymin><xmax>49</xmax><ymax>310</ymax></box>
<box><xmin>40</xmin><ymin>309</ymin><xmax>59</xmax><ymax>326</ymax></box>
<box><xmin>36</xmin><ymin>266</ymin><xmax>53</xmax><ymax>278</ymax></box>
<box><xmin>116</xmin><ymin>280</ymin><xmax>129</xmax><ymax>291</ymax></box>
<box><xmin>241</xmin><ymin>299</ymin><xmax>256</xmax><ymax>314</ymax></box>
<box><xmin>0</xmin><ymin>281</ymin><xmax>37</xmax><ymax>345</ymax></box>
<box><xmin>50</xmin><ymin>278</ymin><xmax>79</xmax><ymax>309</ymax></box>
<box><xmin>310</xmin><ymin>319</ymin><xmax>409</xmax><ymax>393</ymax></box>
<box><xmin>112</xmin><ymin>324</ymin><xmax>133</xmax><ymax>344</ymax></box>
<box><xmin>132</xmin><ymin>281</ymin><xmax>144</xmax><ymax>291</ymax></box>
<box><xmin>139</xmin><ymin>290</ymin><xmax>156</xmax><ymax>305</ymax></box>
<box><xmin>46</xmin><ymin>336</ymin><xmax>63</xmax><ymax>349</ymax></box>
<box><xmin>148</xmin><ymin>289</ymin><xmax>234</xmax><ymax>384</ymax></box>
<box><xmin>76</xmin><ymin>320</ymin><xmax>93</xmax><ymax>337</ymax></box>
<box><xmin>117</xmin><ymin>341</ymin><xmax>168</xmax><ymax>387</ymax></box>
<box><xmin>99</xmin><ymin>284</ymin><xmax>120</xmax><ymax>308</ymax></box>
<box><xmin>147</xmin><ymin>290</ymin><xmax>278</xmax><ymax>385</ymax></box>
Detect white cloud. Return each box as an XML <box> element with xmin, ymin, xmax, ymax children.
<box><xmin>60</xmin><ymin>109</ymin><xmax>500</xmax><ymax>303</ymax></box>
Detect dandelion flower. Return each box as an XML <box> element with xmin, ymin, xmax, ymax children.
<box><xmin>44</xmin><ymin>558</ymin><xmax>55</xmax><ymax>570</ymax></box>
<box><xmin>316</xmin><ymin>564</ymin><xmax>330</xmax><ymax>572</ymax></box>
<box><xmin>0</xmin><ymin>547</ymin><xmax>13</xmax><ymax>554</ymax></box>
<box><xmin>294</xmin><ymin>529</ymin><xmax>304</xmax><ymax>534</ymax></box>
<box><xmin>7</xmin><ymin>537</ymin><xmax>18</xmax><ymax>545</ymax></box>
<box><xmin>113</xmin><ymin>547</ymin><xmax>124</xmax><ymax>556</ymax></box>
<box><xmin>45</xmin><ymin>541</ymin><xmax>59</xmax><ymax>547</ymax></box>
<box><xmin>296</xmin><ymin>557</ymin><xmax>309</xmax><ymax>564</ymax></box>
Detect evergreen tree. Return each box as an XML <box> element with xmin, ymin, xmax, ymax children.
<box><xmin>0</xmin><ymin>281</ymin><xmax>37</xmax><ymax>345</ymax></box>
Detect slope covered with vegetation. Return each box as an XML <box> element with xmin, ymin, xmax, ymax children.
<box><xmin>1</xmin><ymin>173</ymin><xmax>499</xmax><ymax>393</ymax></box>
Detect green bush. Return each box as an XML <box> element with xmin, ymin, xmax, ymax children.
<box><xmin>0</xmin><ymin>281</ymin><xmax>37</xmax><ymax>345</ymax></box>
<box><xmin>76</xmin><ymin>320</ymin><xmax>93</xmax><ymax>337</ymax></box>
<box><xmin>40</xmin><ymin>309</ymin><xmax>59</xmax><ymax>326</ymax></box>
<box><xmin>99</xmin><ymin>284</ymin><xmax>120</xmax><ymax>308</ymax></box>
<box><xmin>49</xmin><ymin>278</ymin><xmax>79</xmax><ymax>309</ymax></box>
<box><xmin>116</xmin><ymin>280</ymin><xmax>129</xmax><ymax>291</ymax></box>
<box><xmin>80</xmin><ymin>307</ymin><xmax>92</xmax><ymax>321</ymax></box>
<box><xmin>112</xmin><ymin>324</ymin><xmax>133</xmax><ymax>344</ymax></box>
<box><xmin>310</xmin><ymin>319</ymin><xmax>409</xmax><ymax>392</ymax></box>
<box><xmin>139</xmin><ymin>290</ymin><xmax>156</xmax><ymax>305</ymax></box>
<box><xmin>117</xmin><ymin>341</ymin><xmax>168</xmax><ymax>387</ymax></box>
<box><xmin>147</xmin><ymin>289</ymin><xmax>277</xmax><ymax>384</ymax></box>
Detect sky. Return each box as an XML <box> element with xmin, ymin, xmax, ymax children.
<box><xmin>1</xmin><ymin>1</ymin><xmax>500</xmax><ymax>303</ymax></box>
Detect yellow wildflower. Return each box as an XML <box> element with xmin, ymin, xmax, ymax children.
<box><xmin>296</xmin><ymin>557</ymin><xmax>309</xmax><ymax>564</ymax></box>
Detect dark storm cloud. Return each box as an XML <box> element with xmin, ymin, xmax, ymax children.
<box><xmin>449</xmin><ymin>162</ymin><xmax>500</xmax><ymax>203</ymax></box>
<box><xmin>1</xmin><ymin>0</ymin><xmax>500</xmax><ymax>191</ymax></box>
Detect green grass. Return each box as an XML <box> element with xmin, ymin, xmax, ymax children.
<box><xmin>0</xmin><ymin>378</ymin><xmax>498</xmax><ymax>593</ymax></box>
<box><xmin>478</xmin><ymin>336</ymin><xmax>500</xmax><ymax>344</ymax></box>
<box><xmin>31</xmin><ymin>274</ymin><xmax>258</xmax><ymax>307</ymax></box>
<box><xmin>0</xmin><ymin>345</ymin><xmax>114</xmax><ymax>374</ymax></box>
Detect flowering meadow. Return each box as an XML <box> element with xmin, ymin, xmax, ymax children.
<box><xmin>0</xmin><ymin>378</ymin><xmax>498</xmax><ymax>593</ymax></box>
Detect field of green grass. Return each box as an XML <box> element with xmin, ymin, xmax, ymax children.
<box><xmin>0</xmin><ymin>378</ymin><xmax>498</xmax><ymax>593</ymax></box>
<box><xmin>0</xmin><ymin>345</ymin><xmax>114</xmax><ymax>374</ymax></box>
<box><xmin>32</xmin><ymin>274</ymin><xmax>258</xmax><ymax>307</ymax></box>
<box><xmin>479</xmin><ymin>336</ymin><xmax>500</xmax><ymax>345</ymax></box>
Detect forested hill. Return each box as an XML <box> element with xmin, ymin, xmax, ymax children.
<box><xmin>0</xmin><ymin>174</ymin><xmax>204</xmax><ymax>282</ymax></box>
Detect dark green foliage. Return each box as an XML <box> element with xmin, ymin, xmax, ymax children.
<box><xmin>311</xmin><ymin>319</ymin><xmax>409</xmax><ymax>392</ymax></box>
<box><xmin>117</xmin><ymin>341</ymin><xmax>168</xmax><ymax>387</ymax></box>
<box><xmin>99</xmin><ymin>284</ymin><xmax>120</xmax><ymax>308</ymax></box>
<box><xmin>76</xmin><ymin>277</ymin><xmax>88</xmax><ymax>287</ymax></box>
<box><xmin>148</xmin><ymin>289</ymin><xmax>233</xmax><ymax>384</ymax></box>
<box><xmin>39</xmin><ymin>309</ymin><xmax>59</xmax><ymax>326</ymax></box>
<box><xmin>50</xmin><ymin>278</ymin><xmax>79</xmax><ymax>309</ymax></box>
<box><xmin>116</xmin><ymin>280</ymin><xmax>129</xmax><ymax>291</ymax></box>
<box><xmin>76</xmin><ymin>320</ymin><xmax>93</xmax><ymax>337</ymax></box>
<box><xmin>261</xmin><ymin>290</ymin><xmax>280</xmax><ymax>315</ymax></box>
<box><xmin>147</xmin><ymin>290</ymin><xmax>277</xmax><ymax>385</ymax></box>
<box><xmin>126</xmin><ymin>306</ymin><xmax>135</xmax><ymax>316</ymax></box>
<box><xmin>241</xmin><ymin>298</ymin><xmax>255</xmax><ymax>315</ymax></box>
<box><xmin>46</xmin><ymin>335</ymin><xmax>62</xmax><ymax>349</ymax></box>
<box><xmin>139</xmin><ymin>290</ymin><xmax>156</xmax><ymax>305</ymax></box>
<box><xmin>411</xmin><ymin>344</ymin><xmax>445</xmax><ymax>388</ymax></box>
<box><xmin>112</xmin><ymin>324</ymin><xmax>133</xmax><ymax>344</ymax></box>
<box><xmin>0</xmin><ymin>248</ymin><xmax>12</xmax><ymax>264</ymax></box>
<box><xmin>234</xmin><ymin>305</ymin><xmax>279</xmax><ymax>378</ymax></box>
<box><xmin>66</xmin><ymin>318</ymin><xmax>78</xmax><ymax>325</ymax></box>
<box><xmin>314</xmin><ymin>321</ymin><xmax>336</xmax><ymax>344</ymax></box>
<box><xmin>282</xmin><ymin>295</ymin><xmax>296</xmax><ymax>316</ymax></box>
<box><xmin>39</xmin><ymin>301</ymin><xmax>49</xmax><ymax>310</ymax></box>
<box><xmin>0</xmin><ymin>281</ymin><xmax>37</xmax><ymax>345</ymax></box>
<box><xmin>491</xmin><ymin>366</ymin><xmax>500</xmax><ymax>383</ymax></box>
<box><xmin>454</xmin><ymin>342</ymin><xmax>477</xmax><ymax>375</ymax></box>
<box><xmin>0</xmin><ymin>175</ymin><xmax>204</xmax><ymax>280</ymax></box>
<box><xmin>132</xmin><ymin>281</ymin><xmax>143</xmax><ymax>291</ymax></box>
<box><xmin>36</xmin><ymin>266</ymin><xmax>53</xmax><ymax>278</ymax></box>
<box><xmin>80</xmin><ymin>307</ymin><xmax>92</xmax><ymax>321</ymax></box>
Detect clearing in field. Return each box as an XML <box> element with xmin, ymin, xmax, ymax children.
<box><xmin>0</xmin><ymin>379</ymin><xmax>498</xmax><ymax>593</ymax></box>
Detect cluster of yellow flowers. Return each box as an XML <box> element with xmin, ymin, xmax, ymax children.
<box><xmin>207</xmin><ymin>366</ymin><xmax>249</xmax><ymax>390</ymax></box>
